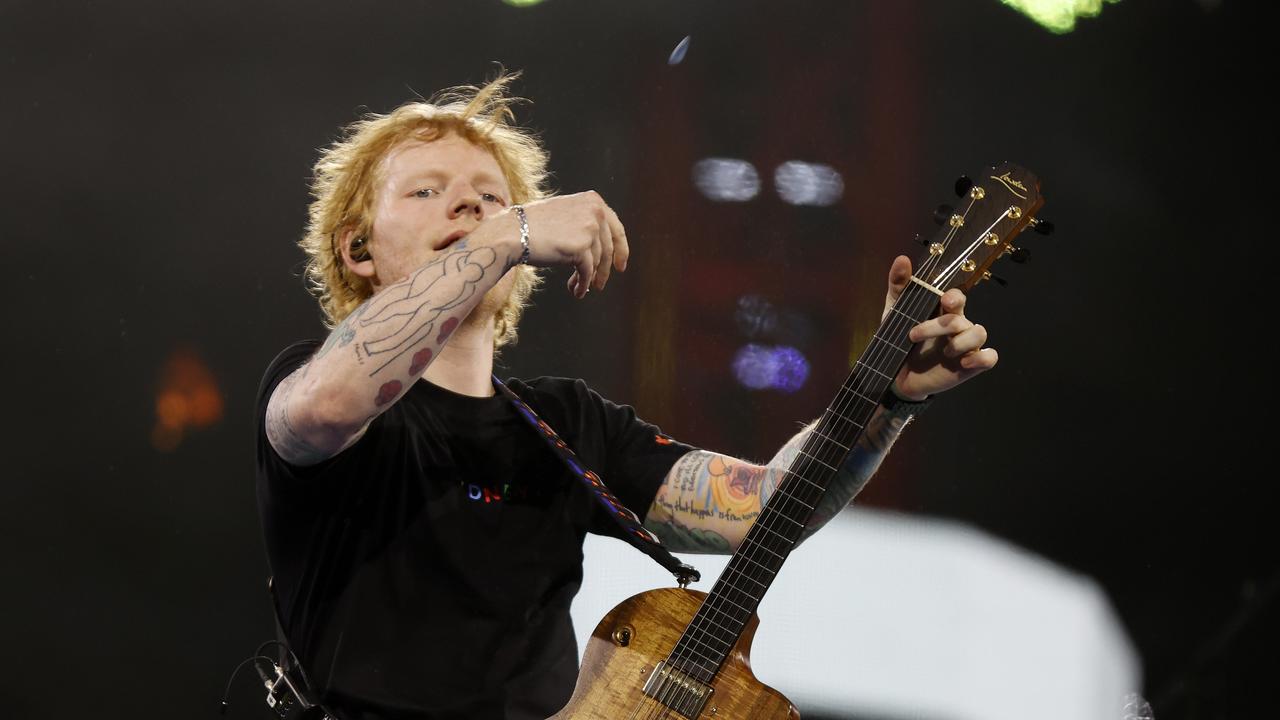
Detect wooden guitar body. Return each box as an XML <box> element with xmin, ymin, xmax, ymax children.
<box><xmin>550</xmin><ymin>587</ymin><xmax>799</xmax><ymax>719</ymax></box>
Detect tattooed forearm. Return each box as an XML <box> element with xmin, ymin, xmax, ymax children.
<box><xmin>266</xmin><ymin>236</ymin><xmax>514</xmax><ymax>466</ymax></box>
<box><xmin>313</xmin><ymin>302</ymin><xmax>367</xmax><ymax>361</ymax></box>
<box><xmin>647</xmin><ymin>516</ymin><xmax>732</xmax><ymax>554</ymax></box>
<box><xmin>348</xmin><ymin>245</ymin><xmax>497</xmax><ymax>374</ymax></box>
<box><xmin>264</xmin><ymin>370</ymin><xmax>332</xmax><ymax>466</ymax></box>
<box><xmin>647</xmin><ymin>451</ymin><xmax>745</xmax><ymax>553</ymax></box>
<box><xmin>646</xmin><ymin>450</ymin><xmax>778</xmax><ymax>554</ymax></box>
<box><xmin>788</xmin><ymin>405</ymin><xmax>914</xmax><ymax>543</ymax></box>
<box><xmin>644</xmin><ymin>404</ymin><xmax>916</xmax><ymax>553</ymax></box>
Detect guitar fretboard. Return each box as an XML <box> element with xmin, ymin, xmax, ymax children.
<box><xmin>666</xmin><ymin>281</ymin><xmax>940</xmax><ymax>684</ymax></box>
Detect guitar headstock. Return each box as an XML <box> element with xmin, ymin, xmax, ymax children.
<box><xmin>916</xmin><ymin>162</ymin><xmax>1046</xmax><ymax>293</ymax></box>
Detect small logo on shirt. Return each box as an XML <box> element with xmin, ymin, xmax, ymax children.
<box><xmin>460</xmin><ymin>479</ymin><xmax>551</xmax><ymax>504</ymax></box>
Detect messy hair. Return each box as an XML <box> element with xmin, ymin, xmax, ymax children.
<box><xmin>299</xmin><ymin>73</ymin><xmax>548</xmax><ymax>348</ymax></box>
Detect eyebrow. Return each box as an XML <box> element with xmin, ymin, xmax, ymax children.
<box><xmin>398</xmin><ymin>169</ymin><xmax>508</xmax><ymax>193</ymax></box>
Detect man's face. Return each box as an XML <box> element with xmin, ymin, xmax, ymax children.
<box><xmin>365</xmin><ymin>132</ymin><xmax>515</xmax><ymax>298</ymax></box>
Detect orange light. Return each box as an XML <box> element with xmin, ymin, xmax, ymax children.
<box><xmin>152</xmin><ymin>347</ymin><xmax>224</xmax><ymax>451</ymax></box>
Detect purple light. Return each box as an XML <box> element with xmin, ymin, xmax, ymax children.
<box><xmin>732</xmin><ymin>344</ymin><xmax>776</xmax><ymax>390</ymax></box>
<box><xmin>771</xmin><ymin>346</ymin><xmax>810</xmax><ymax>393</ymax></box>
<box><xmin>732</xmin><ymin>344</ymin><xmax>810</xmax><ymax>393</ymax></box>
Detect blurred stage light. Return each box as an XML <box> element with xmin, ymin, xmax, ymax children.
<box><xmin>774</xmin><ymin>161</ymin><xmax>844</xmax><ymax>207</ymax></box>
<box><xmin>732</xmin><ymin>344</ymin><xmax>810</xmax><ymax>393</ymax></box>
<box><xmin>668</xmin><ymin>36</ymin><xmax>691</xmax><ymax>65</ymax></box>
<box><xmin>502</xmin><ymin>0</ymin><xmax>548</xmax><ymax>6</ymax></box>
<box><xmin>734</xmin><ymin>294</ymin><xmax>778</xmax><ymax>338</ymax></box>
<box><xmin>999</xmin><ymin>0</ymin><xmax>1119</xmax><ymax>33</ymax></box>
<box><xmin>692</xmin><ymin>158</ymin><xmax>761</xmax><ymax>202</ymax></box>
<box><xmin>152</xmin><ymin>347</ymin><xmax>224</xmax><ymax>451</ymax></box>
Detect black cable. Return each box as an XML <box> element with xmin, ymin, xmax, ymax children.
<box><xmin>252</xmin><ymin>639</ymin><xmax>340</xmax><ymax>720</ymax></box>
<box><xmin>219</xmin><ymin>655</ymin><xmax>277</xmax><ymax>715</ymax></box>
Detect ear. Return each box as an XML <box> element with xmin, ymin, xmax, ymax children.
<box><xmin>338</xmin><ymin>227</ymin><xmax>376</xmax><ymax>280</ymax></box>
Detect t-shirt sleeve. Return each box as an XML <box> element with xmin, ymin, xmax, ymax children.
<box><xmin>255</xmin><ymin>339</ymin><xmax>371</xmax><ymax>488</ymax></box>
<box><xmin>589</xmin><ymin>385</ymin><xmax>698</xmax><ymax>524</ymax></box>
<box><xmin>255</xmin><ymin>340</ymin><xmax>321</xmax><ymax>474</ymax></box>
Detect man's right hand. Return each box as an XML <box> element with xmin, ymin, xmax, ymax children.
<box><xmin>490</xmin><ymin>191</ymin><xmax>629</xmax><ymax>299</ymax></box>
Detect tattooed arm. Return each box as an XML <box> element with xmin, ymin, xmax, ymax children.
<box><xmin>265</xmin><ymin>191</ymin><xmax>631</xmax><ymax>467</ymax></box>
<box><xmin>265</xmin><ymin>224</ymin><xmax>521</xmax><ymax>466</ymax></box>
<box><xmin>643</xmin><ymin>403</ymin><xmax>918</xmax><ymax>554</ymax></box>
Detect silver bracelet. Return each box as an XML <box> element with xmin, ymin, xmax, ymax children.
<box><xmin>511</xmin><ymin>204</ymin><xmax>530</xmax><ymax>265</ymax></box>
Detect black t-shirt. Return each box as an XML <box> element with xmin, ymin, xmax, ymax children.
<box><xmin>255</xmin><ymin>341</ymin><xmax>696</xmax><ymax>720</ymax></box>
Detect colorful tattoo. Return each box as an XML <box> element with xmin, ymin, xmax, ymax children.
<box><xmin>645</xmin><ymin>407</ymin><xmax>910</xmax><ymax>553</ymax></box>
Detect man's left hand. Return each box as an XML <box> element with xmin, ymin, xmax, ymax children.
<box><xmin>882</xmin><ymin>255</ymin><xmax>998</xmax><ymax>401</ymax></box>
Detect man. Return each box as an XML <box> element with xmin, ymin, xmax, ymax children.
<box><xmin>256</xmin><ymin>75</ymin><xmax>997</xmax><ymax>720</ymax></box>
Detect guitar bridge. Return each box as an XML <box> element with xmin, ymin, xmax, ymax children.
<box><xmin>642</xmin><ymin>661</ymin><xmax>713</xmax><ymax>719</ymax></box>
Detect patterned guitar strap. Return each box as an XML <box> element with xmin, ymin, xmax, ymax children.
<box><xmin>493</xmin><ymin>376</ymin><xmax>701</xmax><ymax>587</ymax></box>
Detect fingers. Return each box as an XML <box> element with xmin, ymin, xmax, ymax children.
<box><xmin>542</xmin><ymin>191</ymin><xmax>628</xmax><ymax>298</ymax></box>
<box><xmin>909</xmin><ymin>312</ymin><xmax>973</xmax><ymax>342</ymax></box>
<box><xmin>942</xmin><ymin>323</ymin><xmax>988</xmax><ymax>358</ymax></box>
<box><xmin>571</xmin><ymin>246</ymin><xmax>595</xmax><ymax>299</ymax></box>
<box><xmin>940</xmin><ymin>288</ymin><xmax>966</xmax><ymax>316</ymax></box>
<box><xmin>959</xmin><ymin>347</ymin><xmax>999</xmax><ymax>371</ymax></box>
<box><xmin>572</xmin><ymin>194</ymin><xmax>626</xmax><ymax>298</ymax></box>
<box><xmin>593</xmin><ymin>213</ymin><xmax>615</xmax><ymax>290</ymax></box>
<box><xmin>884</xmin><ymin>255</ymin><xmax>912</xmax><ymax>304</ymax></box>
<box><xmin>604</xmin><ymin>203</ymin><xmax>629</xmax><ymax>272</ymax></box>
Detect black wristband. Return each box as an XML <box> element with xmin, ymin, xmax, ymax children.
<box><xmin>880</xmin><ymin>382</ymin><xmax>932</xmax><ymax>416</ymax></box>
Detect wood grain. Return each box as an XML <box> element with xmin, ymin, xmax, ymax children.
<box><xmin>550</xmin><ymin>588</ymin><xmax>799</xmax><ymax>719</ymax></box>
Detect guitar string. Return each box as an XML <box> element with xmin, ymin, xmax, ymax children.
<box><xmin>664</xmin><ymin>192</ymin><xmax>979</xmax><ymax>679</ymax></box>
<box><xmin>632</xmin><ymin>201</ymin><xmax>976</xmax><ymax>720</ymax></box>
<box><xmin>639</xmin><ymin>206</ymin><xmax>976</xmax><ymax>719</ymax></box>
<box><xmin>631</xmin><ymin>275</ymin><xmax>945</xmax><ymax>720</ymax></box>
<box><xmin>634</xmin><ymin>273</ymin><xmax>948</xmax><ymax>720</ymax></box>
<box><xmin>630</xmin><ymin>188</ymin><xmax>1013</xmax><ymax>718</ymax></box>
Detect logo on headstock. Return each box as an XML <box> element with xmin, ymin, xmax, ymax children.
<box><xmin>990</xmin><ymin>172</ymin><xmax>1029</xmax><ymax>200</ymax></box>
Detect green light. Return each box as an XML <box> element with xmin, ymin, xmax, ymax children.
<box><xmin>999</xmin><ymin>0</ymin><xmax>1119</xmax><ymax>33</ymax></box>
<box><xmin>502</xmin><ymin>0</ymin><xmax>547</xmax><ymax>6</ymax></box>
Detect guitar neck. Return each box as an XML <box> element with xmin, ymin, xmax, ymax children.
<box><xmin>664</xmin><ymin>162</ymin><xmax>1044</xmax><ymax>688</ymax></box>
<box><xmin>667</xmin><ymin>280</ymin><xmax>941</xmax><ymax>684</ymax></box>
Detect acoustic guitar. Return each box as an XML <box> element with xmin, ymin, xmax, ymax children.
<box><xmin>551</xmin><ymin>162</ymin><xmax>1047</xmax><ymax>720</ymax></box>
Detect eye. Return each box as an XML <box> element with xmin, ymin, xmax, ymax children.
<box><xmin>481</xmin><ymin>193</ymin><xmax>505</xmax><ymax>205</ymax></box>
<box><xmin>413</xmin><ymin>188</ymin><xmax>438</xmax><ymax>198</ymax></box>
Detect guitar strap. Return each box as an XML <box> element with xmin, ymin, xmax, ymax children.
<box><xmin>493</xmin><ymin>375</ymin><xmax>701</xmax><ymax>587</ymax></box>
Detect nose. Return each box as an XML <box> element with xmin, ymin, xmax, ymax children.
<box><xmin>449</xmin><ymin>188</ymin><xmax>484</xmax><ymax>219</ymax></box>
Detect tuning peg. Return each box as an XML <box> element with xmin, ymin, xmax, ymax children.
<box><xmin>981</xmin><ymin>270</ymin><xmax>1009</xmax><ymax>287</ymax></box>
<box><xmin>933</xmin><ymin>204</ymin><xmax>954</xmax><ymax>226</ymax></box>
<box><xmin>1010</xmin><ymin>247</ymin><xmax>1031</xmax><ymax>264</ymax></box>
<box><xmin>1028</xmin><ymin>217</ymin><xmax>1055</xmax><ymax>236</ymax></box>
<box><xmin>954</xmin><ymin>175</ymin><xmax>973</xmax><ymax>197</ymax></box>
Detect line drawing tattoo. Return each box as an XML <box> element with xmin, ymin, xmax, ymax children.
<box><xmin>314</xmin><ymin>302</ymin><xmax>369</xmax><ymax>361</ymax></box>
<box><xmin>346</xmin><ymin>245</ymin><xmax>497</xmax><ymax>375</ymax></box>
<box><xmin>265</xmin><ymin>370</ymin><xmax>330</xmax><ymax>466</ymax></box>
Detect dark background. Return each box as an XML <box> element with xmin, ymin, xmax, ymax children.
<box><xmin>2</xmin><ymin>0</ymin><xmax>1272</xmax><ymax>718</ymax></box>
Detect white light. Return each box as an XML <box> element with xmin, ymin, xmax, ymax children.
<box><xmin>774</xmin><ymin>161</ymin><xmax>844</xmax><ymax>207</ymax></box>
<box><xmin>692</xmin><ymin>158</ymin><xmax>760</xmax><ymax>202</ymax></box>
